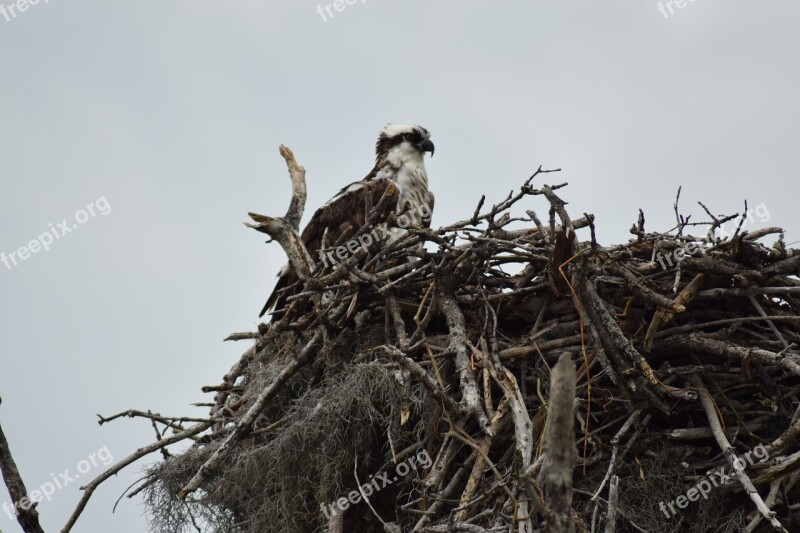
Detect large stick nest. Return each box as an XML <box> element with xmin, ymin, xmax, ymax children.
<box><xmin>134</xmin><ymin>150</ymin><xmax>800</xmax><ymax>533</ymax></box>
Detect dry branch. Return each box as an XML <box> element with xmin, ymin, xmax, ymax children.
<box><xmin>535</xmin><ymin>352</ymin><xmax>577</xmax><ymax>533</ymax></box>
<box><xmin>0</xmin><ymin>397</ymin><xmax>45</xmax><ymax>533</ymax></box>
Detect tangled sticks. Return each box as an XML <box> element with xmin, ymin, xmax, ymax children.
<box><xmin>48</xmin><ymin>147</ymin><xmax>800</xmax><ymax>532</ymax></box>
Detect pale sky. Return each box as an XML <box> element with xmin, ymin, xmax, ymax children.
<box><xmin>1</xmin><ymin>2</ymin><xmax>798</xmax><ymax>532</ymax></box>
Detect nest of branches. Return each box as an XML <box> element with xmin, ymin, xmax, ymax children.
<box><xmin>121</xmin><ymin>147</ymin><xmax>800</xmax><ymax>533</ymax></box>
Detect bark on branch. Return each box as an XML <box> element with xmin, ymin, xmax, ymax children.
<box><xmin>534</xmin><ymin>352</ymin><xmax>576</xmax><ymax>533</ymax></box>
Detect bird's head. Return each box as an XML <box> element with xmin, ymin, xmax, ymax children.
<box><xmin>375</xmin><ymin>124</ymin><xmax>435</xmax><ymax>165</ymax></box>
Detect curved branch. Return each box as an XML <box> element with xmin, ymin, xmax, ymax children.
<box><xmin>246</xmin><ymin>145</ymin><xmax>314</xmax><ymax>279</ymax></box>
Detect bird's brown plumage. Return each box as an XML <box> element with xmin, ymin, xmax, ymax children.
<box><xmin>260</xmin><ymin>125</ymin><xmax>435</xmax><ymax>318</ymax></box>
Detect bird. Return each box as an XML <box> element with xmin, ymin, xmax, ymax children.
<box><xmin>260</xmin><ymin>124</ymin><xmax>436</xmax><ymax>318</ymax></box>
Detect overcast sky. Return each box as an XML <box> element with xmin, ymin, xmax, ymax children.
<box><xmin>0</xmin><ymin>2</ymin><xmax>798</xmax><ymax>532</ymax></box>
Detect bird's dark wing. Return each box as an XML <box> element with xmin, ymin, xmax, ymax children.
<box><xmin>260</xmin><ymin>177</ymin><xmax>398</xmax><ymax>318</ymax></box>
<box><xmin>300</xmin><ymin>177</ymin><xmax>397</xmax><ymax>255</ymax></box>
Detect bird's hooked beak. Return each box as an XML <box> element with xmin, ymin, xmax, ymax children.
<box><xmin>415</xmin><ymin>139</ymin><xmax>435</xmax><ymax>157</ymax></box>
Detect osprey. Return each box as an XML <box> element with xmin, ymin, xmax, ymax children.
<box><xmin>260</xmin><ymin>124</ymin><xmax>436</xmax><ymax>318</ymax></box>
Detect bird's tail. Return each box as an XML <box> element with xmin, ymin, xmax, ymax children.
<box><xmin>260</xmin><ymin>268</ymin><xmax>291</xmax><ymax>318</ymax></box>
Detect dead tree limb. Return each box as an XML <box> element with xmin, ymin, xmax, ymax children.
<box><xmin>535</xmin><ymin>352</ymin><xmax>577</xmax><ymax>533</ymax></box>
<box><xmin>0</xmin><ymin>397</ymin><xmax>45</xmax><ymax>533</ymax></box>
<box><xmin>246</xmin><ymin>145</ymin><xmax>314</xmax><ymax>279</ymax></box>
